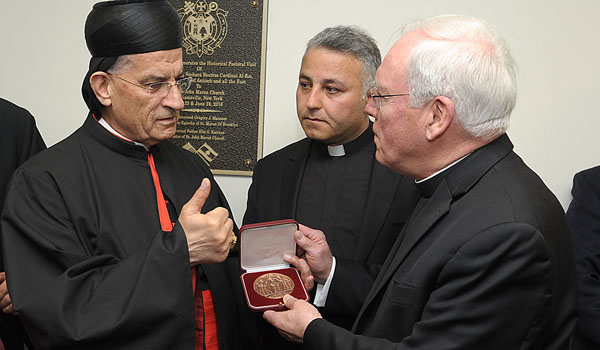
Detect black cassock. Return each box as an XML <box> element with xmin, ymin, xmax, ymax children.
<box><xmin>1</xmin><ymin>114</ymin><xmax>249</xmax><ymax>349</ymax></box>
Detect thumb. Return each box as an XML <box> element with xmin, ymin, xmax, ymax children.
<box><xmin>282</xmin><ymin>294</ymin><xmax>298</xmax><ymax>309</ymax></box>
<box><xmin>298</xmin><ymin>224</ymin><xmax>321</xmax><ymax>241</ymax></box>
<box><xmin>294</xmin><ymin>230</ymin><xmax>313</xmax><ymax>252</ymax></box>
<box><xmin>186</xmin><ymin>178</ymin><xmax>211</xmax><ymax>213</ymax></box>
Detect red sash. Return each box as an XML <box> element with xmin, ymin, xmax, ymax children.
<box><xmin>148</xmin><ymin>153</ymin><xmax>219</xmax><ymax>350</ymax></box>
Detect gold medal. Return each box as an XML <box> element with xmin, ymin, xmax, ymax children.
<box><xmin>253</xmin><ymin>273</ymin><xmax>295</xmax><ymax>299</ymax></box>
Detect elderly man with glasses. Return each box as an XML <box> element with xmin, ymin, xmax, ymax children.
<box><xmin>0</xmin><ymin>1</ymin><xmax>253</xmax><ymax>349</ymax></box>
<box><xmin>264</xmin><ymin>14</ymin><xmax>578</xmax><ymax>350</ymax></box>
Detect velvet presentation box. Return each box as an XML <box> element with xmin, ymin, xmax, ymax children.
<box><xmin>239</xmin><ymin>219</ymin><xmax>309</xmax><ymax>311</ymax></box>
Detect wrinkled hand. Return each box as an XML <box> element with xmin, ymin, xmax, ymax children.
<box><xmin>283</xmin><ymin>253</ymin><xmax>314</xmax><ymax>292</ymax></box>
<box><xmin>294</xmin><ymin>224</ymin><xmax>333</xmax><ymax>284</ymax></box>
<box><xmin>0</xmin><ymin>272</ymin><xmax>18</xmax><ymax>315</ymax></box>
<box><xmin>263</xmin><ymin>294</ymin><xmax>322</xmax><ymax>343</ymax></box>
<box><xmin>179</xmin><ymin>178</ymin><xmax>235</xmax><ymax>265</ymax></box>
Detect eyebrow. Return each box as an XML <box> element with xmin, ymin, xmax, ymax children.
<box><xmin>375</xmin><ymin>83</ymin><xmax>389</xmax><ymax>94</ymax></box>
<box><xmin>299</xmin><ymin>74</ymin><xmax>345</xmax><ymax>87</ymax></box>
<box><xmin>141</xmin><ymin>71</ymin><xmax>185</xmax><ymax>83</ymax></box>
<box><xmin>321</xmin><ymin>78</ymin><xmax>344</xmax><ymax>87</ymax></box>
<box><xmin>299</xmin><ymin>73</ymin><xmax>312</xmax><ymax>82</ymax></box>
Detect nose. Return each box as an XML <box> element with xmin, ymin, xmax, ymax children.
<box><xmin>305</xmin><ymin>88</ymin><xmax>322</xmax><ymax>110</ymax></box>
<box><xmin>365</xmin><ymin>93</ymin><xmax>378</xmax><ymax>119</ymax></box>
<box><xmin>163</xmin><ymin>83</ymin><xmax>185</xmax><ymax>111</ymax></box>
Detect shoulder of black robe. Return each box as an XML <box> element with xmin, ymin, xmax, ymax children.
<box><xmin>242</xmin><ymin>137</ymin><xmax>313</xmax><ymax>226</ymax></box>
<box><xmin>0</xmin><ymin>115</ymin><xmax>251</xmax><ymax>349</ymax></box>
<box><xmin>0</xmin><ymin>97</ymin><xmax>46</xmax><ymax>270</ymax></box>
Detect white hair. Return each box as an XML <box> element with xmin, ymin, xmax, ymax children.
<box><xmin>403</xmin><ymin>15</ymin><xmax>517</xmax><ymax>139</ymax></box>
<box><xmin>107</xmin><ymin>55</ymin><xmax>134</xmax><ymax>75</ymax></box>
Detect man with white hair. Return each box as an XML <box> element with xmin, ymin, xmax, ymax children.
<box><xmin>264</xmin><ymin>14</ymin><xmax>578</xmax><ymax>349</ymax></box>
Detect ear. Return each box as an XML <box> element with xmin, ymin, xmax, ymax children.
<box><xmin>89</xmin><ymin>72</ymin><xmax>112</xmax><ymax>107</ymax></box>
<box><xmin>425</xmin><ymin>96</ymin><xmax>455</xmax><ymax>141</ymax></box>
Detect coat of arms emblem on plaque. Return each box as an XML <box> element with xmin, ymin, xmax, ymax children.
<box><xmin>178</xmin><ymin>1</ymin><xmax>228</xmax><ymax>58</ymax></box>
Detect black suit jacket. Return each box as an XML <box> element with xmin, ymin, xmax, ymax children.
<box><xmin>567</xmin><ymin>166</ymin><xmax>600</xmax><ymax>350</ymax></box>
<box><xmin>244</xmin><ymin>135</ymin><xmax>419</xmax><ymax>328</ymax></box>
<box><xmin>0</xmin><ymin>98</ymin><xmax>45</xmax><ymax>350</ymax></box>
<box><xmin>0</xmin><ymin>98</ymin><xmax>46</xmax><ymax>271</ymax></box>
<box><xmin>244</xmin><ymin>137</ymin><xmax>419</xmax><ymax>264</ymax></box>
<box><xmin>304</xmin><ymin>134</ymin><xmax>578</xmax><ymax>350</ymax></box>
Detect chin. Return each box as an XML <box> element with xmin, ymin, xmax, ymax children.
<box><xmin>375</xmin><ymin>150</ymin><xmax>390</xmax><ymax>167</ymax></box>
<box><xmin>303</xmin><ymin>130</ymin><xmax>326</xmax><ymax>141</ymax></box>
<box><xmin>154</xmin><ymin>130</ymin><xmax>177</xmax><ymax>143</ymax></box>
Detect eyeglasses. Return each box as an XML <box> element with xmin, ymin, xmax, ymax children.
<box><xmin>111</xmin><ymin>74</ymin><xmax>193</xmax><ymax>97</ymax></box>
<box><xmin>369</xmin><ymin>86</ymin><xmax>409</xmax><ymax>109</ymax></box>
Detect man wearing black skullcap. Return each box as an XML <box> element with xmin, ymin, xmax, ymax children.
<box><xmin>1</xmin><ymin>1</ymin><xmax>254</xmax><ymax>349</ymax></box>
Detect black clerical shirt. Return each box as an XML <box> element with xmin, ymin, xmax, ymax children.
<box><xmin>296</xmin><ymin>126</ymin><xmax>375</xmax><ymax>259</ymax></box>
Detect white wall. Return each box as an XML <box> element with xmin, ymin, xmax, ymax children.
<box><xmin>1</xmin><ymin>0</ymin><xmax>599</xmax><ymax>224</ymax></box>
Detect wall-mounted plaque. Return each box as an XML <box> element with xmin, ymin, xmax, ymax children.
<box><xmin>168</xmin><ymin>0</ymin><xmax>268</xmax><ymax>176</ymax></box>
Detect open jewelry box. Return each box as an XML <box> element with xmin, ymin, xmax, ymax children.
<box><xmin>239</xmin><ymin>219</ymin><xmax>310</xmax><ymax>311</ymax></box>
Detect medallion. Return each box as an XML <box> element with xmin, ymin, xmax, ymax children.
<box><xmin>253</xmin><ymin>273</ymin><xmax>295</xmax><ymax>299</ymax></box>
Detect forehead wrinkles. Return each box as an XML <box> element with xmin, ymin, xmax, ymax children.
<box><xmin>128</xmin><ymin>50</ymin><xmax>183</xmax><ymax>78</ymax></box>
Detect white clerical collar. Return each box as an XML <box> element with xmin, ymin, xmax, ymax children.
<box><xmin>416</xmin><ymin>153</ymin><xmax>471</xmax><ymax>183</ymax></box>
<box><xmin>98</xmin><ymin>117</ymin><xmax>148</xmax><ymax>150</ymax></box>
<box><xmin>327</xmin><ymin>145</ymin><xmax>345</xmax><ymax>157</ymax></box>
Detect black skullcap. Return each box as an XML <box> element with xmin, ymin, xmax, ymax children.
<box><xmin>81</xmin><ymin>0</ymin><xmax>183</xmax><ymax>116</ymax></box>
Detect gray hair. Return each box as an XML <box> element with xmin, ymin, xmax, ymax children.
<box><xmin>403</xmin><ymin>15</ymin><xmax>517</xmax><ymax>139</ymax></box>
<box><xmin>107</xmin><ymin>55</ymin><xmax>134</xmax><ymax>75</ymax></box>
<box><xmin>305</xmin><ymin>25</ymin><xmax>381</xmax><ymax>97</ymax></box>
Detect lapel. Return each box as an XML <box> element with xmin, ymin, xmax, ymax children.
<box><xmin>354</xmin><ymin>160</ymin><xmax>402</xmax><ymax>261</ymax></box>
<box><xmin>279</xmin><ymin>139</ymin><xmax>311</xmax><ymax>218</ymax></box>
<box><xmin>354</xmin><ymin>134</ymin><xmax>515</xmax><ymax>326</ymax></box>
<box><xmin>356</xmin><ymin>182</ymin><xmax>452</xmax><ymax>324</ymax></box>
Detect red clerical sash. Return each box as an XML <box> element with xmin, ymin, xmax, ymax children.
<box><xmin>147</xmin><ymin>152</ymin><xmax>219</xmax><ymax>349</ymax></box>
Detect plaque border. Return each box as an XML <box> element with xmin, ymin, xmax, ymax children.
<box><xmin>211</xmin><ymin>0</ymin><xmax>268</xmax><ymax>176</ymax></box>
